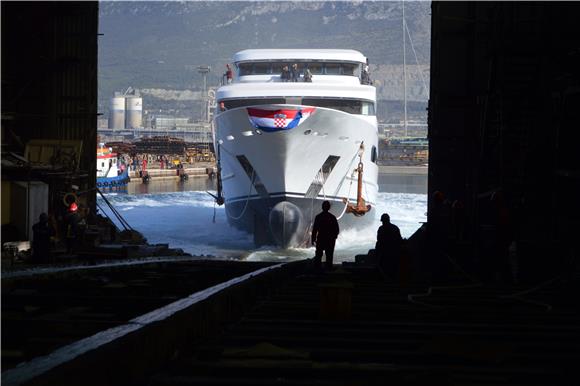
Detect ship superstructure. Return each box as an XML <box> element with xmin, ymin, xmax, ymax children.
<box><xmin>213</xmin><ymin>49</ymin><xmax>378</xmax><ymax>247</ymax></box>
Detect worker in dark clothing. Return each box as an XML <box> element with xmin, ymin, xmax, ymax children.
<box><xmin>311</xmin><ymin>201</ymin><xmax>340</xmax><ymax>271</ymax></box>
<box><xmin>375</xmin><ymin>213</ymin><xmax>402</xmax><ymax>278</ymax></box>
<box><xmin>281</xmin><ymin>65</ymin><xmax>291</xmax><ymax>82</ymax></box>
<box><xmin>65</xmin><ymin>202</ymin><xmax>80</xmax><ymax>254</ymax></box>
<box><xmin>31</xmin><ymin>213</ymin><xmax>53</xmax><ymax>263</ymax></box>
<box><xmin>290</xmin><ymin>63</ymin><xmax>300</xmax><ymax>82</ymax></box>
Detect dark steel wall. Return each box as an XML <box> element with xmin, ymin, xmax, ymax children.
<box><xmin>428</xmin><ymin>2</ymin><xmax>580</xmax><ymax>277</ymax></box>
<box><xmin>1</xmin><ymin>2</ymin><xmax>98</xmax><ymax>206</ymax></box>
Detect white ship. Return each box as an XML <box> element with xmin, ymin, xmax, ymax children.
<box><xmin>213</xmin><ymin>49</ymin><xmax>378</xmax><ymax>247</ymax></box>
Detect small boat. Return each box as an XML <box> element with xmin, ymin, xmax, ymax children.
<box><xmin>97</xmin><ymin>146</ymin><xmax>130</xmax><ymax>188</ymax></box>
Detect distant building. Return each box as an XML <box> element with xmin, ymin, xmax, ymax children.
<box><xmin>153</xmin><ymin>116</ymin><xmax>190</xmax><ymax>130</ymax></box>
<box><xmin>108</xmin><ymin>88</ymin><xmax>143</xmax><ymax>130</ymax></box>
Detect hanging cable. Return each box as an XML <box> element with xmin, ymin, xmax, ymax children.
<box><xmin>212</xmin><ymin>201</ymin><xmax>217</xmax><ymax>223</ymax></box>
<box><xmin>405</xmin><ymin>20</ymin><xmax>430</xmax><ymax>95</ymax></box>
<box><xmin>96</xmin><ymin>187</ymin><xmax>132</xmax><ymax>231</ymax></box>
<box><xmin>96</xmin><ymin>202</ymin><xmax>121</xmax><ymax>233</ymax></box>
<box><xmin>499</xmin><ymin>275</ymin><xmax>563</xmax><ymax>312</ymax></box>
<box><xmin>336</xmin><ymin>173</ymin><xmax>356</xmax><ymax>220</ymax></box>
<box><xmin>225</xmin><ymin>169</ymin><xmax>255</xmax><ymax>221</ymax></box>
<box><xmin>407</xmin><ymin>252</ymin><xmax>482</xmax><ymax>308</ymax></box>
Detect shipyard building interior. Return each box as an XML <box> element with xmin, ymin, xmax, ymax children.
<box><xmin>2</xmin><ymin>2</ymin><xmax>579</xmax><ymax>385</ymax></box>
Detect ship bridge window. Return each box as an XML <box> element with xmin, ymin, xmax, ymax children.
<box><xmin>239</xmin><ymin>63</ymin><xmax>253</xmax><ymax>76</ymax></box>
<box><xmin>308</xmin><ymin>62</ymin><xmax>323</xmax><ymax>75</ymax></box>
<box><xmin>271</xmin><ymin>62</ymin><xmax>290</xmax><ymax>75</ymax></box>
<box><xmin>342</xmin><ymin>63</ymin><xmax>358</xmax><ymax>76</ymax></box>
<box><xmin>222</xmin><ymin>98</ymin><xmax>286</xmax><ymax>110</ymax></box>
<box><xmin>302</xmin><ymin>98</ymin><xmax>376</xmax><ymax>116</ymax></box>
<box><xmin>236</xmin><ymin>61</ymin><xmax>360</xmax><ymax>76</ymax></box>
<box><xmin>325</xmin><ymin>63</ymin><xmax>340</xmax><ymax>75</ymax></box>
<box><xmin>253</xmin><ymin>62</ymin><xmax>270</xmax><ymax>74</ymax></box>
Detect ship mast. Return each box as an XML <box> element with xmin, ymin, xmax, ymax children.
<box><xmin>403</xmin><ymin>0</ymin><xmax>408</xmax><ymax>138</ymax></box>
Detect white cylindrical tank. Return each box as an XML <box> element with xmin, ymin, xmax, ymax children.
<box><xmin>125</xmin><ymin>96</ymin><xmax>143</xmax><ymax>129</ymax></box>
<box><xmin>109</xmin><ymin>97</ymin><xmax>125</xmax><ymax>130</ymax></box>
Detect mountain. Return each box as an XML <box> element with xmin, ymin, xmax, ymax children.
<box><xmin>98</xmin><ymin>1</ymin><xmax>431</xmax><ymax>121</ymax></box>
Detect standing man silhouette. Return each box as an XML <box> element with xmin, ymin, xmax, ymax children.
<box><xmin>312</xmin><ymin>201</ymin><xmax>340</xmax><ymax>271</ymax></box>
<box><xmin>375</xmin><ymin>213</ymin><xmax>402</xmax><ymax>278</ymax></box>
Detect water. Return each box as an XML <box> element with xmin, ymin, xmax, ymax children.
<box><xmin>97</xmin><ymin>178</ymin><xmax>427</xmax><ymax>263</ymax></box>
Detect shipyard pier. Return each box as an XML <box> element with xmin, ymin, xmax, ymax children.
<box><xmin>2</xmin><ymin>2</ymin><xmax>580</xmax><ymax>386</ymax></box>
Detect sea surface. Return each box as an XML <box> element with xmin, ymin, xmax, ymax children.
<box><xmin>97</xmin><ymin>176</ymin><xmax>427</xmax><ymax>263</ymax></box>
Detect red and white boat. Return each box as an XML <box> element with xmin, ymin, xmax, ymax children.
<box><xmin>96</xmin><ymin>145</ymin><xmax>130</xmax><ymax>188</ymax></box>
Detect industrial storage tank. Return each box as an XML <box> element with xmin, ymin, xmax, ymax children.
<box><xmin>108</xmin><ymin>97</ymin><xmax>125</xmax><ymax>130</ymax></box>
<box><xmin>125</xmin><ymin>96</ymin><xmax>142</xmax><ymax>129</ymax></box>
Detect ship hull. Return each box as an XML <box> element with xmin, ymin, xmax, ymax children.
<box><xmin>214</xmin><ymin>105</ymin><xmax>378</xmax><ymax>247</ymax></box>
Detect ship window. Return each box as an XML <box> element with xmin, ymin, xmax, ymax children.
<box><xmin>101</xmin><ymin>162</ymin><xmax>105</xmax><ymax>168</ymax></box>
<box><xmin>325</xmin><ymin>63</ymin><xmax>340</xmax><ymax>75</ymax></box>
<box><xmin>371</xmin><ymin>145</ymin><xmax>378</xmax><ymax>163</ymax></box>
<box><xmin>303</xmin><ymin>98</ymin><xmax>374</xmax><ymax>115</ymax></box>
<box><xmin>308</xmin><ymin>62</ymin><xmax>323</xmax><ymax>74</ymax></box>
<box><xmin>342</xmin><ymin>63</ymin><xmax>358</xmax><ymax>76</ymax></box>
<box><xmin>272</xmin><ymin>62</ymin><xmax>290</xmax><ymax>75</ymax></box>
<box><xmin>253</xmin><ymin>62</ymin><xmax>270</xmax><ymax>74</ymax></box>
<box><xmin>239</xmin><ymin>63</ymin><xmax>253</xmax><ymax>76</ymax></box>
<box><xmin>302</xmin><ymin>99</ymin><xmax>375</xmax><ymax>116</ymax></box>
<box><xmin>222</xmin><ymin>98</ymin><xmax>286</xmax><ymax>110</ymax></box>
<box><xmin>362</xmin><ymin>101</ymin><xmax>375</xmax><ymax>115</ymax></box>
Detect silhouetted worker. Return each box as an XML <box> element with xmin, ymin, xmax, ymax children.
<box><xmin>65</xmin><ymin>202</ymin><xmax>80</xmax><ymax>254</ymax></box>
<box><xmin>375</xmin><ymin>213</ymin><xmax>402</xmax><ymax>277</ymax></box>
<box><xmin>32</xmin><ymin>213</ymin><xmax>53</xmax><ymax>263</ymax></box>
<box><xmin>311</xmin><ymin>201</ymin><xmax>340</xmax><ymax>271</ymax></box>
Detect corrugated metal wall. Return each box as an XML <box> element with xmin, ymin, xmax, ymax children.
<box><xmin>428</xmin><ymin>2</ymin><xmax>580</xmax><ymax>279</ymax></box>
<box><xmin>1</xmin><ymin>1</ymin><xmax>99</xmax><ymax>208</ymax></box>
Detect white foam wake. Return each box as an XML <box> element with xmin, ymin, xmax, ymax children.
<box><xmin>98</xmin><ymin>191</ymin><xmax>426</xmax><ymax>262</ymax></box>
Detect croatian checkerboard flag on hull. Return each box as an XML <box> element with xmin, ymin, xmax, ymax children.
<box><xmin>247</xmin><ymin>107</ymin><xmax>316</xmax><ymax>132</ymax></box>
